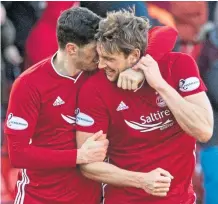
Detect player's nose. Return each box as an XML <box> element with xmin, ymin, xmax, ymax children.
<box><xmin>98</xmin><ymin>58</ymin><xmax>107</xmax><ymax>69</ymax></box>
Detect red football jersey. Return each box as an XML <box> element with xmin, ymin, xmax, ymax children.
<box><xmin>76</xmin><ymin>53</ymin><xmax>207</xmax><ymax>204</ymax></box>
<box><xmin>4</xmin><ymin>55</ymin><xmax>101</xmax><ymax>204</ymax></box>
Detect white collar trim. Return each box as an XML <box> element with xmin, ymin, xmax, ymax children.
<box><xmin>51</xmin><ymin>52</ymin><xmax>83</xmax><ymax>83</ymax></box>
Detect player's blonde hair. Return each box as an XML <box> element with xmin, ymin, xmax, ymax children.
<box><xmin>95</xmin><ymin>8</ymin><xmax>150</xmax><ymax>57</ymax></box>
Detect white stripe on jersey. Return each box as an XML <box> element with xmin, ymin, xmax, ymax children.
<box><xmin>193</xmin><ymin>144</ymin><xmax>197</xmax><ymax>204</ymax></box>
<box><xmin>102</xmin><ymin>157</ymin><xmax>110</xmax><ymax>204</ymax></box>
<box><xmin>14</xmin><ymin>169</ymin><xmax>30</xmax><ymax>204</ymax></box>
<box><xmin>14</xmin><ymin>179</ymin><xmax>23</xmax><ymax>204</ymax></box>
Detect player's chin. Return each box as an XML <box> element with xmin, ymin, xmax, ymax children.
<box><xmin>84</xmin><ymin>66</ymin><xmax>98</xmax><ymax>72</ymax></box>
<box><xmin>106</xmin><ymin>74</ymin><xmax>117</xmax><ymax>82</ymax></box>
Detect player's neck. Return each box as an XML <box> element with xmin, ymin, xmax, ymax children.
<box><xmin>53</xmin><ymin>50</ymin><xmax>79</xmax><ymax>77</ymax></box>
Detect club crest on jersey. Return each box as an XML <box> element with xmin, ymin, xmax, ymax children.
<box><xmin>156</xmin><ymin>95</ymin><xmax>166</xmax><ymax>108</ymax></box>
<box><xmin>76</xmin><ymin>109</ymin><xmax>94</xmax><ymax>127</ymax></box>
<box><xmin>125</xmin><ymin>109</ymin><xmax>174</xmax><ymax>132</ymax></box>
<box><xmin>179</xmin><ymin>77</ymin><xmax>200</xmax><ymax>92</ymax></box>
<box><xmin>7</xmin><ymin>113</ymin><xmax>28</xmax><ymax>130</ymax></box>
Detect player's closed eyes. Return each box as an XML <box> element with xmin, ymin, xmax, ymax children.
<box><xmin>93</xmin><ymin>57</ymin><xmax>99</xmax><ymax>64</ymax></box>
<box><xmin>102</xmin><ymin>56</ymin><xmax>115</xmax><ymax>62</ymax></box>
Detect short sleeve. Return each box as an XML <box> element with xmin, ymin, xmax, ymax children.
<box><xmin>76</xmin><ymin>82</ymin><xmax>109</xmax><ymax>134</ymax></box>
<box><xmin>4</xmin><ymin>77</ymin><xmax>40</xmax><ymax>138</ymax></box>
<box><xmin>171</xmin><ymin>53</ymin><xmax>207</xmax><ymax>97</ymax></box>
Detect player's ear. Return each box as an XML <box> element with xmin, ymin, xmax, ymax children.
<box><xmin>128</xmin><ymin>48</ymin><xmax>140</xmax><ymax>66</ymax></box>
<box><xmin>65</xmin><ymin>43</ymin><xmax>78</xmax><ymax>56</ymax></box>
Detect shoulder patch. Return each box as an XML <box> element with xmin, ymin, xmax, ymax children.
<box><xmin>179</xmin><ymin>77</ymin><xmax>200</xmax><ymax>92</ymax></box>
<box><xmin>76</xmin><ymin>110</ymin><xmax>94</xmax><ymax>127</ymax></box>
<box><xmin>7</xmin><ymin>113</ymin><xmax>28</xmax><ymax>130</ymax></box>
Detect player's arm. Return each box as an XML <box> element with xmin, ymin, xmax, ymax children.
<box><xmin>77</xmin><ymin>130</ymin><xmax>141</xmax><ymax>188</ymax></box>
<box><xmin>77</xmin><ymin>131</ymin><xmax>172</xmax><ymax>197</ymax></box>
<box><xmin>76</xmin><ymin>83</ymin><xmax>173</xmax><ymax>196</ymax></box>
<box><xmin>133</xmin><ymin>54</ymin><xmax>213</xmax><ymax>143</ymax></box>
<box><xmin>157</xmin><ymin>91</ymin><xmax>213</xmax><ymax>143</ymax></box>
<box><xmin>5</xmin><ymin>77</ymin><xmax>107</xmax><ymax>170</ymax></box>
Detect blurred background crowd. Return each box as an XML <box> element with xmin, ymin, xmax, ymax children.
<box><xmin>1</xmin><ymin>1</ymin><xmax>218</xmax><ymax>203</ymax></box>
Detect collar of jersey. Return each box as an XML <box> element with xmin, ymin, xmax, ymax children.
<box><xmin>50</xmin><ymin>52</ymin><xmax>83</xmax><ymax>83</ymax></box>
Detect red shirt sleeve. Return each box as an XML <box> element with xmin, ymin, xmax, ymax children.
<box><xmin>4</xmin><ymin>77</ymin><xmax>77</xmax><ymax>169</ymax></box>
<box><xmin>5</xmin><ymin>77</ymin><xmax>40</xmax><ymax>137</ymax></box>
<box><xmin>171</xmin><ymin>53</ymin><xmax>207</xmax><ymax>97</ymax></box>
<box><xmin>146</xmin><ymin>26</ymin><xmax>178</xmax><ymax>61</ymax></box>
<box><xmin>76</xmin><ymin>82</ymin><xmax>109</xmax><ymax>134</ymax></box>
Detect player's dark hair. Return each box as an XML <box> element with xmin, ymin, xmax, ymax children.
<box><xmin>57</xmin><ymin>7</ymin><xmax>101</xmax><ymax>49</ymax></box>
<box><xmin>95</xmin><ymin>9</ymin><xmax>150</xmax><ymax>57</ymax></box>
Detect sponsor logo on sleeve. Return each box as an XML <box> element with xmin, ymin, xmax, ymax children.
<box><xmin>7</xmin><ymin>113</ymin><xmax>28</xmax><ymax>130</ymax></box>
<box><xmin>76</xmin><ymin>109</ymin><xmax>94</xmax><ymax>127</ymax></box>
<box><xmin>179</xmin><ymin>77</ymin><xmax>200</xmax><ymax>92</ymax></box>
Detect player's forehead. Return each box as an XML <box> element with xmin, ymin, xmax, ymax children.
<box><xmin>96</xmin><ymin>42</ymin><xmax>120</xmax><ymax>59</ymax></box>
